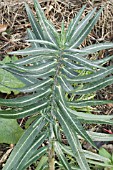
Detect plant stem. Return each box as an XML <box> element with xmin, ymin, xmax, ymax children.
<box><xmin>49</xmin><ymin>123</ymin><xmax>55</xmax><ymax>170</ymax></box>
<box><xmin>49</xmin><ymin>53</ymin><xmax>62</xmax><ymax>170</ymax></box>
<box><xmin>49</xmin><ymin>143</ymin><xmax>55</xmax><ymax>170</ymax></box>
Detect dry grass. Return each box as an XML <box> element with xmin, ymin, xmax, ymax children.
<box><xmin>0</xmin><ymin>0</ymin><xmax>113</xmax><ymax>56</ymax></box>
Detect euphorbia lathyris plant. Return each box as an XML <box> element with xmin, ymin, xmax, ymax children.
<box><xmin>0</xmin><ymin>0</ymin><xmax>113</xmax><ymax>169</ymax></box>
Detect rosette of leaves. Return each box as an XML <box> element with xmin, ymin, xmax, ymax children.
<box><xmin>0</xmin><ymin>0</ymin><xmax>113</xmax><ymax>169</ymax></box>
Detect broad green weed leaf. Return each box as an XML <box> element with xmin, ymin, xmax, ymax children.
<box><xmin>0</xmin><ymin>118</ymin><xmax>24</xmax><ymax>144</ymax></box>
<box><xmin>0</xmin><ymin>56</ymin><xmax>24</xmax><ymax>94</ymax></box>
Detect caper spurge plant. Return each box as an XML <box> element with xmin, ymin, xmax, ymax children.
<box><xmin>1</xmin><ymin>1</ymin><xmax>113</xmax><ymax>169</ymax></box>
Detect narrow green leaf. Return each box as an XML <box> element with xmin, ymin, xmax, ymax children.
<box><xmin>58</xmin><ymin>76</ymin><xmax>74</xmax><ymax>92</ymax></box>
<box><xmin>0</xmin><ymin>78</ymin><xmax>52</xmax><ymax>93</ymax></box>
<box><xmin>99</xmin><ymin>148</ymin><xmax>111</xmax><ymax>159</ymax></box>
<box><xmin>27</xmin><ymin>39</ymin><xmax>59</xmax><ymax>49</ymax></box>
<box><xmin>2</xmin><ymin>117</ymin><xmax>46</xmax><ymax>170</ymax></box>
<box><xmin>55</xmin><ymin>109</ymin><xmax>90</xmax><ymax>170</ymax></box>
<box><xmin>68</xmin><ymin>99</ymin><xmax>113</xmax><ymax>107</ymax></box>
<box><xmin>66</xmin><ymin>5</ymin><xmax>86</xmax><ymax>41</ymax></box>
<box><xmin>23</xmin><ymin>147</ymin><xmax>47</xmax><ymax>170</ymax></box>
<box><xmin>34</xmin><ymin>0</ymin><xmax>57</xmax><ymax>45</ymax></box>
<box><xmin>55</xmin><ymin>142</ymin><xmax>72</xmax><ymax>170</ymax></box>
<box><xmin>5</xmin><ymin>67</ymin><xmax>55</xmax><ymax>78</ymax></box>
<box><xmin>60</xmin><ymin>20</ymin><xmax>66</xmax><ymax>47</ymax></box>
<box><xmin>93</xmin><ymin>55</ymin><xmax>113</xmax><ymax>65</ymax></box>
<box><xmin>6</xmin><ymin>60</ymin><xmax>57</xmax><ymax>73</ymax></box>
<box><xmin>67</xmin><ymin>107</ymin><xmax>113</xmax><ymax>122</ymax></box>
<box><xmin>0</xmin><ymin>99</ymin><xmax>48</xmax><ymax>119</ymax></box>
<box><xmin>14</xmin><ymin>55</ymin><xmax>55</xmax><ymax>65</ymax></box>
<box><xmin>0</xmin><ymin>88</ymin><xmax>50</xmax><ymax>107</ymax></box>
<box><xmin>73</xmin><ymin>76</ymin><xmax>113</xmax><ymax>95</ymax></box>
<box><xmin>86</xmin><ymin>160</ymin><xmax>113</xmax><ymax>168</ymax></box>
<box><xmin>15</xmin><ymin>75</ymin><xmax>37</xmax><ymax>85</ymax></box>
<box><xmin>69</xmin><ymin>8</ymin><xmax>96</xmax><ymax>48</ymax></box>
<box><xmin>8</xmin><ymin>47</ymin><xmax>58</xmax><ymax>56</ymax></box>
<box><xmin>35</xmin><ymin>156</ymin><xmax>48</xmax><ymax>170</ymax></box>
<box><xmin>55</xmin><ymin>85</ymin><xmax>67</xmax><ymax>107</ymax></box>
<box><xmin>16</xmin><ymin>133</ymin><xmax>48</xmax><ymax>170</ymax></box>
<box><xmin>64</xmin><ymin>53</ymin><xmax>105</xmax><ymax>70</ymax></box>
<box><xmin>67</xmin><ymin>65</ymin><xmax>113</xmax><ymax>83</ymax></box>
<box><xmin>57</xmin><ymin>100</ymin><xmax>97</xmax><ymax>149</ymax></box>
<box><xmin>88</xmin><ymin>131</ymin><xmax>113</xmax><ymax>141</ymax></box>
<box><xmin>45</xmin><ymin>20</ymin><xmax>60</xmax><ymax>44</ymax></box>
<box><xmin>27</xmin><ymin>28</ymin><xmax>40</xmax><ymax>48</ymax></box>
<box><xmin>81</xmin><ymin>42</ymin><xmax>113</xmax><ymax>54</ymax></box>
<box><xmin>13</xmin><ymin>55</ymin><xmax>40</xmax><ymax>65</ymax></box>
<box><xmin>62</xmin><ymin>67</ymin><xmax>78</xmax><ymax>79</ymax></box>
<box><xmin>25</xmin><ymin>3</ymin><xmax>44</xmax><ymax>40</ymax></box>
<box><xmin>62</xmin><ymin>59</ymin><xmax>88</xmax><ymax>70</ymax></box>
<box><xmin>76</xmin><ymin>116</ymin><xmax>113</xmax><ymax>126</ymax></box>
<box><xmin>69</xmin><ymin>8</ymin><xmax>102</xmax><ymax>48</ymax></box>
<box><xmin>84</xmin><ymin>149</ymin><xmax>110</xmax><ymax>163</ymax></box>
<box><xmin>61</xmin><ymin>144</ymin><xmax>110</xmax><ymax>163</ymax></box>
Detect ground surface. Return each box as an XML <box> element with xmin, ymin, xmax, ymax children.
<box><xmin>0</xmin><ymin>0</ymin><xmax>113</xmax><ymax>169</ymax></box>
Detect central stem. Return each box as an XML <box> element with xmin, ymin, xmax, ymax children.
<box><xmin>49</xmin><ymin>149</ymin><xmax>55</xmax><ymax>170</ymax></box>
<box><xmin>49</xmin><ymin>123</ymin><xmax>55</xmax><ymax>170</ymax></box>
<box><xmin>48</xmin><ymin>53</ymin><xmax>62</xmax><ymax>170</ymax></box>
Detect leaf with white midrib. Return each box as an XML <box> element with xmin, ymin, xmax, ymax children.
<box><xmin>67</xmin><ymin>65</ymin><xmax>113</xmax><ymax>83</ymax></box>
<box><xmin>67</xmin><ymin>107</ymin><xmax>113</xmax><ymax>122</ymax></box>
<box><xmin>61</xmin><ymin>144</ymin><xmax>110</xmax><ymax>163</ymax></box>
<box><xmin>23</xmin><ymin>147</ymin><xmax>47</xmax><ymax>170</ymax></box>
<box><xmin>5</xmin><ymin>67</ymin><xmax>55</xmax><ymax>78</ymax></box>
<box><xmin>55</xmin><ymin>142</ymin><xmax>72</xmax><ymax>170</ymax></box>
<box><xmin>9</xmin><ymin>47</ymin><xmax>58</xmax><ymax>56</ymax></box>
<box><xmin>55</xmin><ymin>109</ymin><xmax>90</xmax><ymax>170</ymax></box>
<box><xmin>34</xmin><ymin>0</ymin><xmax>56</xmax><ymax>45</ymax></box>
<box><xmin>27</xmin><ymin>28</ymin><xmax>40</xmax><ymax>48</ymax></box>
<box><xmin>0</xmin><ymin>88</ymin><xmax>50</xmax><ymax>107</ymax></box>
<box><xmin>69</xmin><ymin>8</ymin><xmax>96</xmax><ymax>48</ymax></box>
<box><xmin>27</xmin><ymin>39</ymin><xmax>58</xmax><ymax>49</ymax></box>
<box><xmin>64</xmin><ymin>53</ymin><xmax>105</xmax><ymax>70</ymax></box>
<box><xmin>88</xmin><ymin>131</ymin><xmax>113</xmax><ymax>141</ymax></box>
<box><xmin>66</xmin><ymin>5</ymin><xmax>86</xmax><ymax>41</ymax></box>
<box><xmin>93</xmin><ymin>55</ymin><xmax>113</xmax><ymax>65</ymax></box>
<box><xmin>25</xmin><ymin>3</ymin><xmax>44</xmax><ymax>41</ymax></box>
<box><xmin>57</xmin><ymin>100</ymin><xmax>97</xmax><ymax>149</ymax></box>
<box><xmin>0</xmin><ymin>78</ymin><xmax>52</xmax><ymax>93</ymax></box>
<box><xmin>68</xmin><ymin>99</ymin><xmax>113</xmax><ymax>107</ymax></box>
<box><xmin>79</xmin><ymin>43</ymin><xmax>113</xmax><ymax>54</ymax></box>
<box><xmin>58</xmin><ymin>76</ymin><xmax>74</xmax><ymax>92</ymax></box>
<box><xmin>73</xmin><ymin>76</ymin><xmax>113</xmax><ymax>94</ymax></box>
<box><xmin>16</xmin><ymin>133</ymin><xmax>48</xmax><ymax>170</ymax></box>
<box><xmin>71</xmin><ymin>8</ymin><xmax>102</xmax><ymax>48</ymax></box>
<box><xmin>2</xmin><ymin>117</ymin><xmax>46</xmax><ymax>170</ymax></box>
<box><xmin>13</xmin><ymin>55</ymin><xmax>55</xmax><ymax>65</ymax></box>
<box><xmin>6</xmin><ymin>60</ymin><xmax>57</xmax><ymax>73</ymax></box>
<box><xmin>0</xmin><ymin>99</ymin><xmax>48</xmax><ymax>119</ymax></box>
